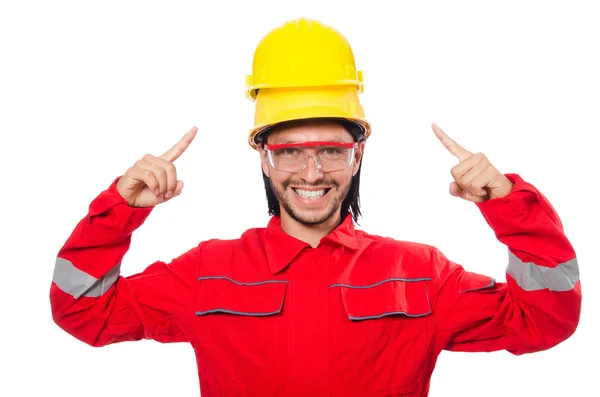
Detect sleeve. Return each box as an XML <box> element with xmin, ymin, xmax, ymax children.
<box><xmin>431</xmin><ymin>173</ymin><xmax>581</xmax><ymax>355</ymax></box>
<box><xmin>50</xmin><ymin>176</ymin><xmax>199</xmax><ymax>347</ymax></box>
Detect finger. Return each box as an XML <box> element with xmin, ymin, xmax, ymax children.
<box><xmin>142</xmin><ymin>155</ymin><xmax>178</xmax><ymax>196</ymax></box>
<box><xmin>160</xmin><ymin>126</ymin><xmax>198</xmax><ymax>163</ymax></box>
<box><xmin>127</xmin><ymin>166</ymin><xmax>160</xmax><ymax>196</ymax></box>
<box><xmin>137</xmin><ymin>158</ymin><xmax>168</xmax><ymax>195</ymax></box>
<box><xmin>456</xmin><ymin>155</ymin><xmax>490</xmax><ymax>196</ymax></box>
<box><xmin>469</xmin><ymin>167</ymin><xmax>499</xmax><ymax>197</ymax></box>
<box><xmin>449</xmin><ymin>181</ymin><xmax>463</xmax><ymax>198</ymax></box>
<box><xmin>431</xmin><ymin>123</ymin><xmax>472</xmax><ymax>161</ymax></box>
<box><xmin>173</xmin><ymin>180</ymin><xmax>184</xmax><ymax>196</ymax></box>
<box><xmin>450</xmin><ymin>152</ymin><xmax>482</xmax><ymax>182</ymax></box>
<box><xmin>449</xmin><ymin>181</ymin><xmax>487</xmax><ymax>203</ymax></box>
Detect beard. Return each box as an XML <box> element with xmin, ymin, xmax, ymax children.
<box><xmin>269</xmin><ymin>177</ymin><xmax>351</xmax><ymax>226</ymax></box>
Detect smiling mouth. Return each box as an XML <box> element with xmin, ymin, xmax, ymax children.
<box><xmin>292</xmin><ymin>188</ymin><xmax>331</xmax><ymax>199</ymax></box>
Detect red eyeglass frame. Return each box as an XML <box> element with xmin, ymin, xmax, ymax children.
<box><xmin>263</xmin><ymin>141</ymin><xmax>358</xmax><ymax>150</ymax></box>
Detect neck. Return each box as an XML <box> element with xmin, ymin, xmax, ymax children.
<box><xmin>279</xmin><ymin>210</ymin><xmax>342</xmax><ymax>248</ymax></box>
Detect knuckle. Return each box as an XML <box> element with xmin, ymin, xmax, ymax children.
<box><xmin>153</xmin><ymin>165</ymin><xmax>166</xmax><ymax>176</ymax></box>
<box><xmin>165</xmin><ymin>162</ymin><xmax>176</xmax><ymax>173</ymax></box>
<box><xmin>142</xmin><ymin>153</ymin><xmax>154</xmax><ymax>161</ymax></box>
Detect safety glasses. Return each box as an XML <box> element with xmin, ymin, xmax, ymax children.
<box><xmin>263</xmin><ymin>141</ymin><xmax>358</xmax><ymax>173</ymax></box>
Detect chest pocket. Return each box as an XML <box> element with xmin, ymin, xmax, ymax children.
<box><xmin>194</xmin><ymin>276</ymin><xmax>287</xmax><ymax>397</ymax></box>
<box><xmin>330</xmin><ymin>278</ymin><xmax>433</xmax><ymax>397</ymax></box>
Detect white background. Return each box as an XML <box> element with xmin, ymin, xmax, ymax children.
<box><xmin>1</xmin><ymin>1</ymin><xmax>598</xmax><ymax>396</ymax></box>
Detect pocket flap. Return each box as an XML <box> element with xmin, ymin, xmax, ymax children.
<box><xmin>336</xmin><ymin>278</ymin><xmax>432</xmax><ymax>320</ymax></box>
<box><xmin>456</xmin><ymin>272</ymin><xmax>496</xmax><ymax>293</ymax></box>
<box><xmin>196</xmin><ymin>277</ymin><xmax>288</xmax><ymax>316</ymax></box>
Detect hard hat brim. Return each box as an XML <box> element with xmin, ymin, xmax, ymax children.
<box><xmin>248</xmin><ymin>86</ymin><xmax>371</xmax><ymax>149</ymax></box>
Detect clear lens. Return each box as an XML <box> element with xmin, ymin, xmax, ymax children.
<box><xmin>268</xmin><ymin>146</ymin><xmax>355</xmax><ymax>173</ymax></box>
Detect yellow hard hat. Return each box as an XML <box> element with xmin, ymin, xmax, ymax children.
<box><xmin>246</xmin><ymin>18</ymin><xmax>372</xmax><ymax>149</ymax></box>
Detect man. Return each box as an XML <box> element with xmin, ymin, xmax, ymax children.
<box><xmin>50</xmin><ymin>18</ymin><xmax>581</xmax><ymax>396</ymax></box>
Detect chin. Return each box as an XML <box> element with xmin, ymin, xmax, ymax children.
<box><xmin>285</xmin><ymin>204</ymin><xmax>339</xmax><ymax>226</ymax></box>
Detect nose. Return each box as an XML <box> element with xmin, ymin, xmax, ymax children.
<box><xmin>298</xmin><ymin>154</ymin><xmax>323</xmax><ymax>183</ymax></box>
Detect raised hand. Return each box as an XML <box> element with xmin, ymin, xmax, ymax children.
<box><xmin>116</xmin><ymin>126</ymin><xmax>198</xmax><ymax>207</ymax></box>
<box><xmin>431</xmin><ymin>123</ymin><xmax>513</xmax><ymax>203</ymax></box>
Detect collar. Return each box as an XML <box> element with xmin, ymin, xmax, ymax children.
<box><xmin>264</xmin><ymin>213</ymin><xmax>360</xmax><ymax>274</ymax></box>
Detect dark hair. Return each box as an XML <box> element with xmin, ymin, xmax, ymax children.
<box><xmin>257</xmin><ymin>118</ymin><xmax>366</xmax><ymax>224</ymax></box>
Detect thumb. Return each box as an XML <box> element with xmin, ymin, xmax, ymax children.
<box><xmin>163</xmin><ymin>180</ymin><xmax>184</xmax><ymax>202</ymax></box>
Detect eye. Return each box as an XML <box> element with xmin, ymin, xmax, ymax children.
<box><xmin>275</xmin><ymin>147</ymin><xmax>301</xmax><ymax>157</ymax></box>
<box><xmin>321</xmin><ymin>147</ymin><xmax>343</xmax><ymax>157</ymax></box>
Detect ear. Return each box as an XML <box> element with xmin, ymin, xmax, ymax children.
<box><xmin>258</xmin><ymin>147</ymin><xmax>271</xmax><ymax>177</ymax></box>
<box><xmin>352</xmin><ymin>141</ymin><xmax>365</xmax><ymax>176</ymax></box>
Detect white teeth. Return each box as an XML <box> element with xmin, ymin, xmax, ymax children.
<box><xmin>294</xmin><ymin>189</ymin><xmax>326</xmax><ymax>199</ymax></box>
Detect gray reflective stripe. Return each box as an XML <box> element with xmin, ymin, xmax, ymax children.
<box><xmin>52</xmin><ymin>257</ymin><xmax>120</xmax><ymax>299</ymax></box>
<box><xmin>195</xmin><ymin>308</ymin><xmax>282</xmax><ymax>316</ymax></box>
<box><xmin>197</xmin><ymin>276</ymin><xmax>289</xmax><ymax>286</ymax></box>
<box><xmin>349</xmin><ymin>309</ymin><xmax>432</xmax><ymax>321</ymax></box>
<box><xmin>329</xmin><ymin>277</ymin><xmax>432</xmax><ymax>289</ymax></box>
<box><xmin>507</xmin><ymin>250</ymin><xmax>579</xmax><ymax>292</ymax></box>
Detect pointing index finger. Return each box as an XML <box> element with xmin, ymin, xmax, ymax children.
<box><xmin>160</xmin><ymin>126</ymin><xmax>198</xmax><ymax>162</ymax></box>
<box><xmin>431</xmin><ymin>123</ymin><xmax>472</xmax><ymax>161</ymax></box>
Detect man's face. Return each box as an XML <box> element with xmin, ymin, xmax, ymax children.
<box><xmin>259</xmin><ymin>120</ymin><xmax>364</xmax><ymax>226</ymax></box>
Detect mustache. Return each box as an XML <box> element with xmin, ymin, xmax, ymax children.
<box><xmin>282</xmin><ymin>180</ymin><xmax>340</xmax><ymax>190</ymax></box>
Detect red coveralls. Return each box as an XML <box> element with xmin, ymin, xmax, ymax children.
<box><xmin>50</xmin><ymin>173</ymin><xmax>581</xmax><ymax>397</ymax></box>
